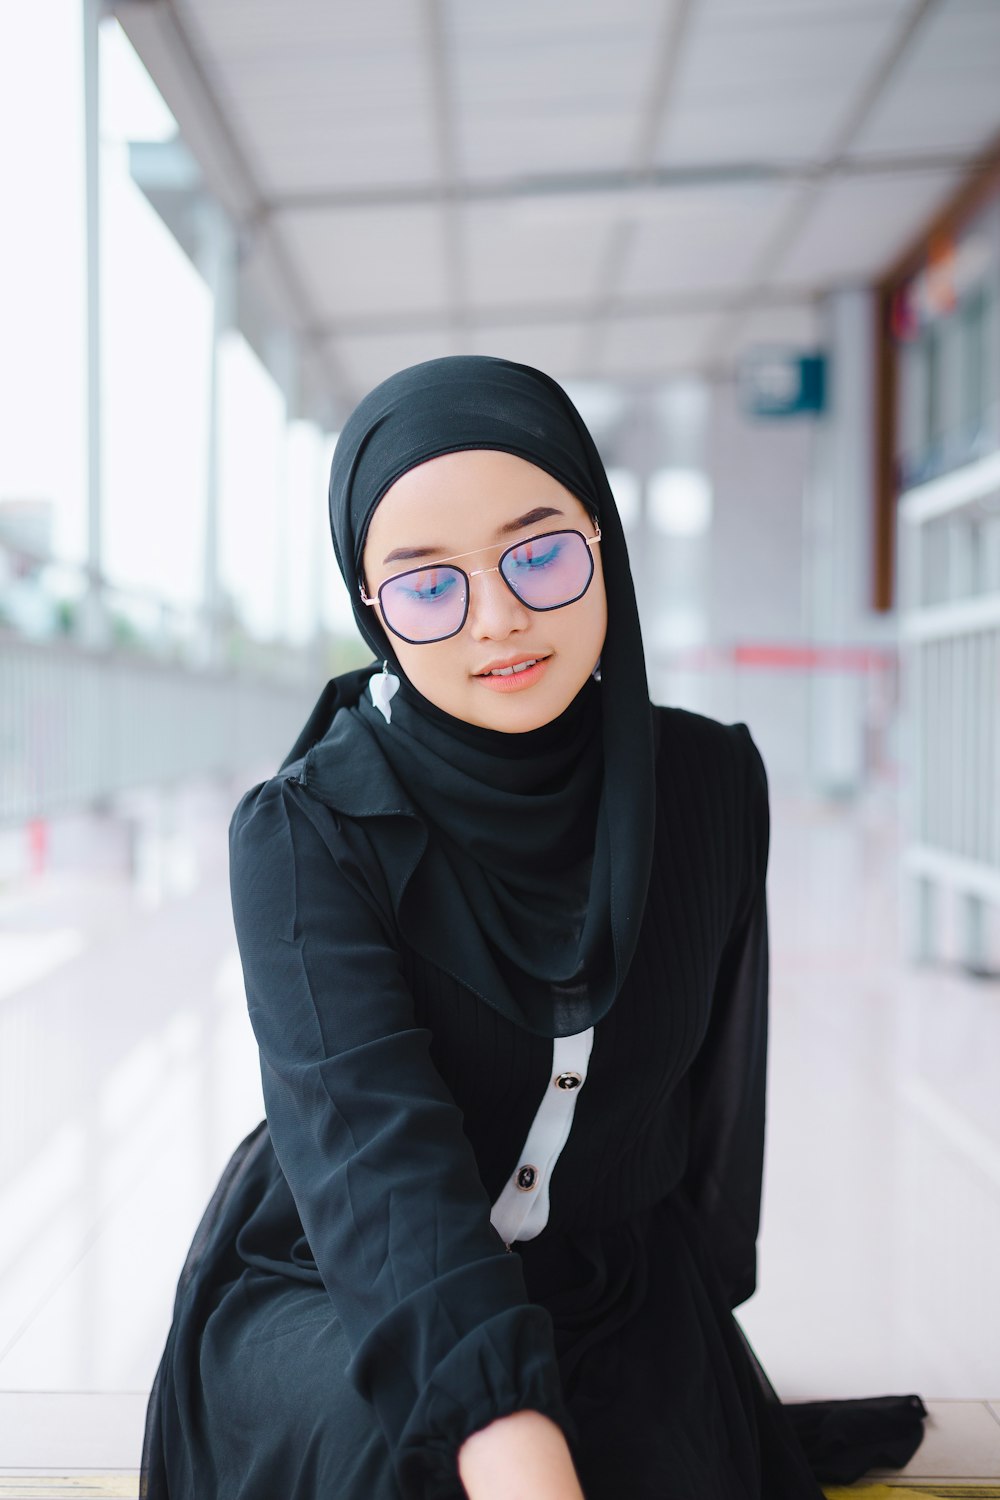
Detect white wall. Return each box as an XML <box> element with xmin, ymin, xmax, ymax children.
<box><xmin>645</xmin><ymin>377</ymin><xmax>816</xmax><ymax>793</ymax></box>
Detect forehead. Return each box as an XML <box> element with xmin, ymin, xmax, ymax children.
<box><xmin>363</xmin><ymin>449</ymin><xmax>590</xmax><ymax>563</ymax></box>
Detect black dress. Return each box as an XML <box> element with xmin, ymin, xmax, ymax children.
<box><xmin>140</xmin><ymin>703</ymin><xmax>923</xmax><ymax>1499</ymax></box>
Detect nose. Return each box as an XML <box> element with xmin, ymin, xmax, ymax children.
<box><xmin>467</xmin><ymin>564</ymin><xmax>531</xmax><ymax>641</ymax></box>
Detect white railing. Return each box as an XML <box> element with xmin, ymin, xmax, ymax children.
<box><xmin>898</xmin><ymin>449</ymin><xmax>1000</xmax><ymax>972</ymax></box>
<box><xmin>0</xmin><ymin>632</ymin><xmax>328</xmax><ymax>830</ymax></box>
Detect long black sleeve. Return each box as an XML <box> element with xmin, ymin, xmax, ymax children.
<box><xmin>228</xmin><ymin>771</ymin><xmax>574</xmax><ymax>1499</ymax></box>
<box><xmin>681</xmin><ymin>723</ymin><xmax>770</xmax><ymax>1310</ymax></box>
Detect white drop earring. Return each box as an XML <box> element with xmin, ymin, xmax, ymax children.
<box><xmin>591</xmin><ymin>656</ymin><xmax>602</xmax><ymax>682</ymax></box>
<box><xmin>369</xmin><ymin>660</ymin><xmax>401</xmax><ymax>723</ymax></box>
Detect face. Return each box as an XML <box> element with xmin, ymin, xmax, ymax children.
<box><xmin>360</xmin><ymin>449</ymin><xmax>607</xmax><ymax>733</ymax></box>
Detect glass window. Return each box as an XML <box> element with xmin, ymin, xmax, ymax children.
<box><xmin>0</xmin><ymin>2</ymin><xmax>88</xmax><ymax>568</ymax></box>
<box><xmin>100</xmin><ymin>21</ymin><xmax>210</xmax><ymax>622</ymax></box>
<box><xmin>216</xmin><ymin>331</ymin><xmax>285</xmax><ymax>643</ymax></box>
<box><xmin>317</xmin><ymin>432</ymin><xmax>363</xmax><ymax>646</ymax></box>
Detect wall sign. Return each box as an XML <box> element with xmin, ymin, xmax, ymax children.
<box><xmin>738</xmin><ymin>347</ymin><xmax>827</xmax><ymax>417</ymax></box>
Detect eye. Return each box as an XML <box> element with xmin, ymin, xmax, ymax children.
<box><xmin>507</xmin><ymin>536</ymin><xmax>562</xmax><ymax>571</ymax></box>
<box><xmin>399</xmin><ymin>568</ymin><xmax>458</xmax><ymax>602</ymax></box>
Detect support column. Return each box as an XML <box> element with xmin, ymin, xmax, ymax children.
<box><xmin>267</xmin><ymin>328</ymin><xmax>298</xmax><ymax>650</ymax></box>
<box><xmin>612</xmin><ymin>387</ymin><xmax>661</xmax><ymax>688</ymax></box>
<box><xmin>804</xmin><ymin>287</ymin><xmax>895</xmax><ymax>796</ymax></box>
<box><xmin>313</xmin><ymin>403</ymin><xmax>339</xmax><ymax>682</ymax></box>
<box><xmin>651</xmin><ymin>380</ymin><xmax>711</xmax><ymax>716</ymax></box>
<box><xmin>615</xmin><ymin>382</ymin><xmax>711</xmax><ymax>711</ymax></box>
<box><xmin>80</xmin><ymin>0</ymin><xmax>110</xmax><ymax>649</ymax></box>
<box><xmin>195</xmin><ymin>200</ymin><xmax>237</xmax><ymax>669</ymax></box>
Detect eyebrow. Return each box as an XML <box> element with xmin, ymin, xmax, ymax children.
<box><xmin>382</xmin><ymin>506</ymin><xmax>565</xmax><ymax>565</ymax></box>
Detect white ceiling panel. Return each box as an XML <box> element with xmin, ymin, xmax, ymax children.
<box><xmin>232</xmin><ymin>117</ymin><xmax>436</xmax><ymax>200</ymax></box>
<box><xmin>657</xmin><ymin>1</ymin><xmax>910</xmax><ymax>165</ymax></box>
<box><xmin>775</xmin><ymin>168</ymin><xmax>964</xmax><ymax>285</ymax></box>
<box><xmin>468</xmin><ymin>322</ymin><xmax>588</xmax><ymax>379</ymax></box>
<box><xmin>446</xmin><ymin>0</ymin><xmax>666</xmax><ymax>44</ymax></box>
<box><xmin>333</xmin><ymin>329</ymin><xmax>460</xmax><ymax>397</ymax></box>
<box><xmin>249</xmin><ymin>115</ymin><xmax>438</xmax><ymax>199</ymax></box>
<box><xmin>661</xmin><ymin>96</ymin><xmax>852</xmax><ymax>168</ymax></box>
<box><xmin>601</xmin><ymin>312</ymin><xmax>726</xmax><ymax>378</ymax></box>
<box><xmin>462</xmin><ymin>200</ymin><xmax>615</xmax><ymax>308</ymax></box>
<box><xmin>450</xmin><ymin>7</ymin><xmax>662</xmax><ymax>179</ymax></box>
<box><xmin>451</xmin><ymin>26</ymin><xmax>656</xmax><ymax>103</ymax></box>
<box><xmin>458</xmin><ymin>113</ymin><xmax>638</xmax><ymax>180</ymax></box>
<box><xmin>852</xmin><ymin>0</ymin><xmax>1000</xmax><ymax>158</ymax></box>
<box><xmin>278</xmin><ymin>205</ymin><xmax>451</xmax><ymax>322</ymax></box>
<box><xmin>618</xmin><ymin>183</ymin><xmax>799</xmax><ymax>299</ymax></box>
<box><xmin>175</xmin><ymin>0</ymin><xmax>426</xmax><ymax>52</ymax></box>
<box><xmin>212</xmin><ymin>50</ymin><xmax>430</xmax><ymax>121</ymax></box>
<box><xmin>695</xmin><ymin>0</ymin><xmax>908</xmax><ymax>16</ymax></box>
<box><xmin>174</xmin><ymin>2</ymin><xmax>437</xmax><ymax>195</ymax></box>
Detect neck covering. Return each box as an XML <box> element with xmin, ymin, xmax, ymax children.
<box><xmin>282</xmin><ymin>355</ymin><xmax>657</xmax><ymax>1037</ymax></box>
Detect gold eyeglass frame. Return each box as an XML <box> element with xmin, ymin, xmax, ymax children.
<box><xmin>358</xmin><ymin>523</ymin><xmax>603</xmax><ymax>645</ymax></box>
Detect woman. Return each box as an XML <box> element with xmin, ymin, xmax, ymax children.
<box><xmin>141</xmin><ymin>355</ymin><xmax>926</xmax><ymax>1500</ymax></box>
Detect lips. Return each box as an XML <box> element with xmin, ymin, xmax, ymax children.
<box><xmin>475</xmin><ymin>653</ymin><xmax>549</xmax><ymax>678</ymax></box>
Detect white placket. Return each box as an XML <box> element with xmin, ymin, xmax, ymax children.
<box><xmin>489</xmin><ymin>1027</ymin><xmax>594</xmax><ymax>1249</ymax></box>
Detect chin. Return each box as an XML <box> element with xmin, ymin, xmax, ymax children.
<box><xmin>473</xmin><ymin>686</ymin><xmax>579</xmax><ymax>734</ymax></box>
<box><xmin>479</xmin><ymin>708</ymin><xmax>552</xmax><ymax>734</ymax></box>
<box><xmin>411</xmin><ymin>662</ymin><xmax>588</xmax><ymax>733</ymax></box>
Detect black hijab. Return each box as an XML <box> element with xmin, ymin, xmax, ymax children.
<box><xmin>283</xmin><ymin>355</ymin><xmax>656</xmax><ymax>1037</ymax></box>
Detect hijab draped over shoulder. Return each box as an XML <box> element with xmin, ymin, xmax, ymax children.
<box><xmin>282</xmin><ymin>355</ymin><xmax>657</xmax><ymax>1037</ymax></box>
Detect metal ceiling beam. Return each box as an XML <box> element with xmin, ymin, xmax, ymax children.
<box><xmin>311</xmin><ymin>285</ymin><xmax>819</xmax><ymax>343</ymax></box>
<box><xmin>256</xmin><ymin>148</ymin><xmax>976</xmax><ymax>220</ymax></box>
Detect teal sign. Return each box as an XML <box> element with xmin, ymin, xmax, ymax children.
<box><xmin>738</xmin><ymin>349</ymin><xmax>826</xmax><ymax>417</ymax></box>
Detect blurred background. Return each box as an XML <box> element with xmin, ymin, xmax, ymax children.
<box><xmin>2</xmin><ymin>0</ymin><xmax>1000</xmax><ymax>1481</ymax></box>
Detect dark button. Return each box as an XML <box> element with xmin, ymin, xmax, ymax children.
<box><xmin>554</xmin><ymin>1071</ymin><xmax>583</xmax><ymax>1090</ymax></box>
<box><xmin>515</xmin><ymin>1164</ymin><xmax>539</xmax><ymax>1191</ymax></box>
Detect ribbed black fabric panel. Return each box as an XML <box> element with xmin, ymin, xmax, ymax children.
<box><xmin>397</xmin><ymin>703</ymin><xmax>748</xmax><ymax>1231</ymax></box>
<box><xmin>401</xmin><ymin>942</ymin><xmax>554</xmax><ymax>1204</ymax></box>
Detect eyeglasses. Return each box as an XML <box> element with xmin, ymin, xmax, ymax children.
<box><xmin>359</xmin><ymin>525</ymin><xmax>602</xmax><ymax>645</ymax></box>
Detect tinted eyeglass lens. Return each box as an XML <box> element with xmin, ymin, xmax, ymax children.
<box><xmin>379</xmin><ymin>566</ymin><xmax>468</xmax><ymax>643</ymax></box>
<box><xmin>500</xmin><ymin>530</ymin><xmax>594</xmax><ymax>609</ymax></box>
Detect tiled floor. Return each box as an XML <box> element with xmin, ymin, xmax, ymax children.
<box><xmin>0</xmin><ymin>770</ymin><xmax>998</xmax><ymax>1476</ymax></box>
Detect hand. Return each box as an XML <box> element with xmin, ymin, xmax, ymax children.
<box><xmin>457</xmin><ymin>1409</ymin><xmax>585</xmax><ymax>1500</ymax></box>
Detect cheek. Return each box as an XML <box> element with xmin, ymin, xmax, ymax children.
<box><xmin>393</xmin><ymin>636</ymin><xmax>464</xmax><ymax>695</ymax></box>
<box><xmin>374</xmin><ymin>603</ymin><xmax>456</xmax><ymax>677</ymax></box>
<box><xmin>575</xmin><ymin>571</ymin><xmax>607</xmax><ymax>647</ymax></box>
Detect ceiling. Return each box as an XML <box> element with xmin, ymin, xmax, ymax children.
<box><xmin>114</xmin><ymin>0</ymin><xmax>1000</xmax><ymax>418</ymax></box>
